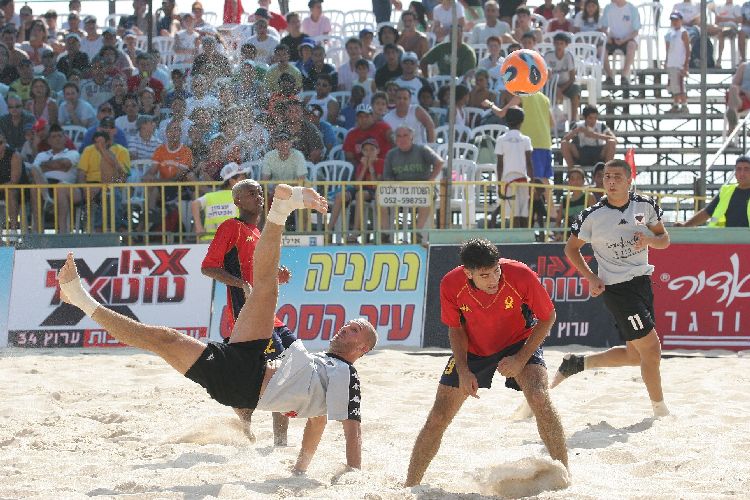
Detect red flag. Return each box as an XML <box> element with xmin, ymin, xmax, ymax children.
<box><xmin>625</xmin><ymin>148</ymin><xmax>636</xmax><ymax>180</ymax></box>
<box><xmin>224</xmin><ymin>0</ymin><xmax>244</xmax><ymax>24</ymax></box>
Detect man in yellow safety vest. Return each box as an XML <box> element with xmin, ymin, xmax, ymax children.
<box><xmin>675</xmin><ymin>156</ymin><xmax>750</xmax><ymax>228</ymax></box>
<box><xmin>191</xmin><ymin>162</ymin><xmax>250</xmax><ymax>241</ymax></box>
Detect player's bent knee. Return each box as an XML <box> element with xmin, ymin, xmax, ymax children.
<box><xmin>524</xmin><ymin>388</ymin><xmax>550</xmax><ymax>411</ymax></box>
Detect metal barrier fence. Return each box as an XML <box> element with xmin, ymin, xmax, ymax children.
<box><xmin>0</xmin><ymin>180</ymin><xmax>707</xmax><ymax>245</ymax></box>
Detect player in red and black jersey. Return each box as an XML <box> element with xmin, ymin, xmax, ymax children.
<box><xmin>201</xmin><ymin>179</ymin><xmax>296</xmax><ymax>445</ymax></box>
<box><xmin>405</xmin><ymin>238</ymin><xmax>568</xmax><ymax>487</ymax></box>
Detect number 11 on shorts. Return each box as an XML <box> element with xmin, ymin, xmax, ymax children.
<box><xmin>627</xmin><ymin>314</ymin><xmax>644</xmax><ymax>331</ymax></box>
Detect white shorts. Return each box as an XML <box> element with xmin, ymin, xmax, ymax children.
<box><xmin>503</xmin><ymin>178</ymin><xmax>530</xmax><ymax>219</ymax></box>
<box><xmin>667</xmin><ymin>67</ymin><xmax>685</xmax><ymax>96</ymax></box>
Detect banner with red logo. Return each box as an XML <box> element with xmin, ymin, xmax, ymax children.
<box><xmin>651</xmin><ymin>244</ymin><xmax>750</xmax><ymax>350</ymax></box>
<box><xmin>7</xmin><ymin>245</ymin><xmax>212</xmax><ymax>348</ymax></box>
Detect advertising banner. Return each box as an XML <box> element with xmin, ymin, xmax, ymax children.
<box><xmin>209</xmin><ymin>246</ymin><xmax>428</xmax><ymax>351</ymax></box>
<box><xmin>8</xmin><ymin>245</ymin><xmax>212</xmax><ymax>348</ymax></box>
<box><xmin>0</xmin><ymin>247</ymin><xmax>14</xmax><ymax>347</ymax></box>
<box><xmin>423</xmin><ymin>244</ymin><xmax>621</xmax><ymax>348</ymax></box>
<box><xmin>651</xmin><ymin>244</ymin><xmax>750</xmax><ymax>350</ymax></box>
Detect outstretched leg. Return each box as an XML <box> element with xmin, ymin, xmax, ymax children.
<box><xmin>57</xmin><ymin>253</ymin><xmax>206</xmax><ymax>374</ymax></box>
<box><xmin>230</xmin><ymin>184</ymin><xmax>327</xmax><ymax>344</ymax></box>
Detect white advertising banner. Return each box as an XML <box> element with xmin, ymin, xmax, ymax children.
<box><xmin>8</xmin><ymin>245</ymin><xmax>213</xmax><ymax>348</ymax></box>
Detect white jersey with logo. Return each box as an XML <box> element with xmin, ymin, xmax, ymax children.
<box><xmin>257</xmin><ymin>340</ymin><xmax>361</xmax><ymax>421</ymax></box>
<box><xmin>570</xmin><ymin>192</ymin><xmax>663</xmax><ymax>285</ymax></box>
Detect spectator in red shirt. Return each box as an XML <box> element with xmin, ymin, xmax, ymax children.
<box><xmin>342</xmin><ymin>104</ymin><xmax>393</xmax><ymax>165</ymax></box>
<box><xmin>127</xmin><ymin>53</ymin><xmax>164</xmax><ymax>103</ymax></box>
<box><xmin>254</xmin><ymin>4</ymin><xmax>288</xmax><ymax>32</ymax></box>
<box><xmin>405</xmin><ymin>238</ymin><xmax>568</xmax><ymax>487</ymax></box>
<box><xmin>201</xmin><ymin>177</ymin><xmax>296</xmax><ymax>445</ymax></box>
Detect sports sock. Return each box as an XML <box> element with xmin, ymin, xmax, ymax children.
<box><xmin>266</xmin><ymin>187</ymin><xmax>305</xmax><ymax>226</ymax></box>
<box><xmin>583</xmin><ymin>355</ymin><xmax>589</xmax><ymax>370</ymax></box>
<box><xmin>60</xmin><ymin>278</ymin><xmax>100</xmax><ymax>317</ymax></box>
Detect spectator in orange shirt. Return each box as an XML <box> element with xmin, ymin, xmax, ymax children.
<box><xmin>144</xmin><ymin>120</ymin><xmax>195</xmax><ymax>210</ymax></box>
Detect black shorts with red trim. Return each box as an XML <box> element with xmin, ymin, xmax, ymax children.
<box><xmin>439</xmin><ymin>339</ymin><xmax>546</xmax><ymax>391</ymax></box>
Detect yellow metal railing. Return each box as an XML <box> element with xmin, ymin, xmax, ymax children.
<box><xmin>0</xmin><ymin>180</ymin><xmax>708</xmax><ymax>245</ymax></box>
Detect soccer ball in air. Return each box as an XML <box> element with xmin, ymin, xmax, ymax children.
<box><xmin>501</xmin><ymin>49</ymin><xmax>548</xmax><ymax>96</ymax></box>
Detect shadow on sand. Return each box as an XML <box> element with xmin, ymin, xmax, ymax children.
<box><xmin>567</xmin><ymin>417</ymin><xmax>655</xmax><ymax>449</ymax></box>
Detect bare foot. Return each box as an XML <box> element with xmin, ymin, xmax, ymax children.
<box><xmin>274</xmin><ymin>184</ymin><xmax>328</xmax><ymax>214</ymax></box>
<box><xmin>57</xmin><ymin>252</ymin><xmax>79</xmax><ymax>304</ymax></box>
<box><xmin>241</xmin><ymin>423</ymin><xmax>257</xmax><ymax>443</ymax></box>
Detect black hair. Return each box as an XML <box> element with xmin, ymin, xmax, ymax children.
<box><xmin>378</xmin><ymin>25</ymin><xmax>400</xmax><ymax>45</ymax></box>
<box><xmin>459</xmin><ymin>238</ymin><xmax>500</xmax><ymax>270</ymax></box>
<box><xmin>605</xmin><ymin>159</ymin><xmax>632</xmax><ymax>175</ymax></box>
<box><xmin>408</xmin><ymin>1</ymin><xmax>428</xmax><ymax>28</ymax></box>
<box><xmin>48</xmin><ymin>124</ymin><xmax>64</xmax><ymax>134</ymax></box>
<box><xmin>582</xmin><ymin>105</ymin><xmax>598</xmax><ymax>117</ymax></box>
<box><xmin>593</xmin><ymin>161</ymin><xmax>605</xmax><ymax>175</ymax></box>
<box><xmin>736</xmin><ymin>155</ymin><xmax>750</xmax><ymax>165</ymax></box>
<box><xmin>505</xmin><ymin>107</ymin><xmax>525</xmax><ymax>128</ymax></box>
<box><xmin>354</xmin><ymin>58</ymin><xmax>369</xmax><ymax>69</ymax></box>
<box><xmin>506</xmin><ymin>43</ymin><xmax>522</xmax><ymax>55</ymax></box>
<box><xmin>92</xmin><ymin>130</ymin><xmax>110</xmax><ymax>142</ymax></box>
<box><xmin>553</xmin><ymin>32</ymin><xmax>571</xmax><ymax>43</ymax></box>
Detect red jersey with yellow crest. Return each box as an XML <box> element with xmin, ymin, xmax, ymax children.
<box><xmin>439</xmin><ymin>259</ymin><xmax>555</xmax><ymax>356</ymax></box>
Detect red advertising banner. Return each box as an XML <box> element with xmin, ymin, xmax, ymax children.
<box><xmin>651</xmin><ymin>244</ymin><xmax>750</xmax><ymax>350</ymax></box>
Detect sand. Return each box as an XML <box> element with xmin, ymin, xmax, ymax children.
<box><xmin>1</xmin><ymin>346</ymin><xmax>749</xmax><ymax>499</ymax></box>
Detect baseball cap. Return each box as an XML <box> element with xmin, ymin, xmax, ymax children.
<box><xmin>670</xmin><ymin>12</ymin><xmax>683</xmax><ymax>20</ymax></box>
<box><xmin>355</xmin><ymin>103</ymin><xmax>373</xmax><ymax>115</ymax></box>
<box><xmin>401</xmin><ymin>51</ymin><xmax>418</xmax><ymax>63</ymax></box>
<box><xmin>65</xmin><ymin>33</ymin><xmax>81</xmax><ymax>41</ymax></box>
<box><xmin>67</xmin><ymin>12</ymin><xmax>80</xmax><ymax>20</ymax></box>
<box><xmin>123</xmin><ymin>30</ymin><xmax>137</xmax><ymax>38</ymax></box>
<box><xmin>359</xmin><ymin>28</ymin><xmax>373</xmax><ymax>37</ymax></box>
<box><xmin>361</xmin><ymin>138</ymin><xmax>379</xmax><ymax>149</ymax></box>
<box><xmin>299</xmin><ymin>38</ymin><xmax>316</xmax><ymax>49</ymax></box>
<box><xmin>23</xmin><ymin>122</ymin><xmax>34</xmax><ymax>132</ymax></box>
<box><xmin>99</xmin><ymin>116</ymin><xmax>116</xmax><ymax>128</ymax></box>
<box><xmin>219</xmin><ymin>162</ymin><xmax>245</xmax><ymax>181</ymax></box>
<box><xmin>83</xmin><ymin>15</ymin><xmax>97</xmax><ymax>24</ymax></box>
<box><xmin>102</xmin><ymin>27</ymin><xmax>117</xmax><ymax>35</ymax></box>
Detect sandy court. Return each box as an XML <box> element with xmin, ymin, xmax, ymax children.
<box><xmin>1</xmin><ymin>346</ymin><xmax>749</xmax><ymax>499</ymax></box>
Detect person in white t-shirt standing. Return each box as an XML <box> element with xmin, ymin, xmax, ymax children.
<box><xmin>494</xmin><ymin>106</ymin><xmax>533</xmax><ymax>228</ymax></box>
<box><xmin>601</xmin><ymin>0</ymin><xmax>641</xmax><ymax>85</ymax></box>
<box><xmin>664</xmin><ymin>12</ymin><xmax>690</xmax><ymax>113</ymax></box>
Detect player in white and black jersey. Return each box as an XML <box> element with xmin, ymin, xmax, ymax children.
<box><xmin>551</xmin><ymin>160</ymin><xmax>672</xmax><ymax>418</ymax></box>
<box><xmin>55</xmin><ymin>185</ymin><xmax>377</xmax><ymax>473</ymax></box>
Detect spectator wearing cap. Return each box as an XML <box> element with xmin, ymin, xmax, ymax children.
<box><xmin>393</xmin><ymin>52</ymin><xmax>430</xmax><ymax>101</ymax></box>
<box><xmin>192</xmin><ymin>34</ymin><xmax>232</xmax><ymax>80</ymax></box>
<box><xmin>80</xmin><ymin>55</ymin><xmax>114</xmax><ymax>109</ymax></box>
<box><xmin>343</xmin><ymin>104</ymin><xmax>393</xmax><ymax>165</ymax></box>
<box><xmin>19</xmin><ymin>19</ymin><xmax>53</xmax><ymax>64</ymax></box>
<box><xmin>1</xmin><ymin>93</ymin><xmax>36</xmax><ymax>150</ymax></box>
<box><xmin>25</xmin><ymin>77</ymin><xmax>58</xmax><ymax>126</ymax></box>
<box><xmin>308</xmin><ymin>73</ymin><xmax>340</xmax><ymax>124</ymax></box>
<box><xmin>191</xmin><ymin>159</ymin><xmax>245</xmax><ymax>241</ymax></box>
<box><xmin>337</xmin><ymin>38</ymin><xmax>376</xmax><ymax>91</ymax></box>
<box><xmin>81</xmin><ymin>15</ymin><xmax>103</xmax><ymax>60</ymax></box>
<box><xmin>138</xmin><ymin>87</ymin><xmax>160</xmax><ymax>118</ymax></box>
<box><xmin>420</xmin><ymin>28</ymin><xmax>477</xmax><ymax>77</ymax></box>
<box><xmin>302</xmin><ymin>45</ymin><xmax>338</xmax><ymax>90</ymax></box>
<box><xmin>10</xmin><ymin>59</ymin><xmax>34</xmax><ymax>101</ymax></box>
<box><xmin>306</xmin><ymin>103</ymin><xmax>336</xmax><ymax>152</ymax></box>
<box><xmin>28</xmin><ymin>123</ymin><xmax>81</xmax><ymax>232</ymax></box>
<box><xmin>265</xmin><ymin>45</ymin><xmax>303</xmax><ymax>93</ymax></box>
<box><xmin>329</xmin><ymin>136</ymin><xmax>384</xmax><ymax>243</ymax></box>
<box><xmin>373</xmin><ymin>25</ymin><xmax>401</xmax><ymax>69</ymax></box>
<box><xmin>127</xmin><ymin>53</ymin><xmax>165</xmax><ymax>103</ymax></box>
<box><xmin>121</xmin><ymin>30</ymin><xmax>142</xmax><ymax>68</ymax></box>
<box><xmin>294</xmin><ymin>38</ymin><xmax>315</xmax><ymax>74</ymax></box>
<box><xmin>36</xmin><ymin>49</ymin><xmax>66</xmax><ymax>93</ymax></box>
<box><xmin>279</xmin><ymin>99</ymin><xmax>324</xmax><ymax>162</ymax></box>
<box><xmin>58</xmin><ymin>33</ymin><xmax>91</xmax><ymax>78</ymax></box>
<box><xmin>80</xmin><ymin>108</ymin><xmax>129</xmax><ymax>151</ymax></box>
<box><xmin>302</xmin><ymin>0</ymin><xmax>331</xmax><ymax>36</ymax></box>
<box><xmin>158</xmin><ymin>0</ymin><xmax>178</xmax><ymax>36</ymax></box>
<box><xmin>101</xmin><ymin>27</ymin><xmax>136</xmax><ymax>74</ymax></box>
<box><xmin>248</xmin><ymin>18</ymin><xmax>279</xmax><ymax>64</ymax></box>
<box><xmin>544</xmin><ymin>32</ymin><xmax>581</xmax><ymax>122</ymax></box>
<box><xmin>174</xmin><ymin>13</ymin><xmax>200</xmax><ymax>63</ymax></box>
<box><xmin>374</xmin><ymin>44</ymin><xmax>403</xmax><ymax>90</ymax></box>
<box><xmin>58</xmin><ymin>82</ymin><xmax>97</xmax><ymax>128</ymax></box>
<box><xmin>129</xmin><ymin>114</ymin><xmax>160</xmax><ymax>160</ymax></box>
<box><xmin>384</xmin><ymin>87</ymin><xmax>435</xmax><ymax>144</ymax></box>
<box><xmin>280</xmin><ymin>12</ymin><xmax>308</xmax><ymax>61</ymax></box>
<box><xmin>399</xmin><ymin>11</ymin><xmax>429</xmax><ymax>59</ymax></box>
<box><xmin>261</xmin><ymin>129</ymin><xmax>307</xmax><ymax>183</ymax></box>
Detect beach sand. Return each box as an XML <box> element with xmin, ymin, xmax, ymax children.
<box><xmin>1</xmin><ymin>346</ymin><xmax>749</xmax><ymax>499</ymax></box>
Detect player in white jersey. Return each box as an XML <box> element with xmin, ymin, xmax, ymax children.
<box><xmin>552</xmin><ymin>160</ymin><xmax>672</xmax><ymax>418</ymax></box>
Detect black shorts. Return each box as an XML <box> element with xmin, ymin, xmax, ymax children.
<box><xmin>602</xmin><ymin>275</ymin><xmax>656</xmax><ymax>342</ymax></box>
<box><xmin>606</xmin><ymin>41</ymin><xmax>633</xmax><ymax>54</ymax></box>
<box><xmin>440</xmin><ymin>339</ymin><xmax>546</xmax><ymax>392</ymax></box>
<box><xmin>264</xmin><ymin>325</ymin><xmax>298</xmax><ymax>360</ymax></box>
<box><xmin>184</xmin><ymin>339</ymin><xmax>267</xmax><ymax>408</ymax></box>
<box><xmin>576</xmin><ymin>144</ymin><xmax>604</xmax><ymax>167</ymax></box>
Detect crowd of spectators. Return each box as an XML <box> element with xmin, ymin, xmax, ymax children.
<box><xmin>0</xmin><ymin>0</ymin><xmax>746</xmax><ymax>236</ymax></box>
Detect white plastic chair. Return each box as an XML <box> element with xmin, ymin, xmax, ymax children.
<box><xmin>104</xmin><ymin>13</ymin><xmax>130</xmax><ymax>28</ymax></box>
<box><xmin>328</xmin><ymin>144</ymin><xmax>345</xmax><ymax>160</ymax></box>
<box><xmin>343</xmin><ymin>10</ymin><xmax>377</xmax><ymax>26</ymax></box>
<box><xmin>470</xmin><ymin>43</ymin><xmax>489</xmax><ymax>61</ymax></box>
<box><xmin>637</xmin><ymin>2</ymin><xmax>662</xmax><ymax>69</ymax></box>
<box><xmin>463</xmin><ymin>106</ymin><xmax>488</xmax><ymax>128</ymax></box>
<box><xmin>428</xmin><ymin>107</ymin><xmax>447</xmax><ymax>127</ymax></box>
<box><xmin>151</xmin><ymin>36</ymin><xmax>175</xmax><ymax>65</ymax></box>
<box><xmin>448</xmin><ymin>159</ymin><xmax>477</xmax><ymax>228</ymax></box>
<box><xmin>572</xmin><ymin>31</ymin><xmax>607</xmax><ymax>63</ymax></box>
<box><xmin>241</xmin><ymin>160</ymin><xmax>262</xmax><ymax>180</ymax></box>
<box><xmin>331</xmin><ymin>125</ymin><xmax>348</xmax><ymax>144</ymax></box>
<box><xmin>127</xmin><ymin>159</ymin><xmax>154</xmax><ymax>211</ymax></box>
<box><xmin>428</xmin><ymin>75</ymin><xmax>455</xmax><ymax>95</ymax></box>
<box><xmin>203</xmin><ymin>12</ymin><xmax>218</xmax><ymax>26</ymax></box>
<box><xmin>312</xmin><ymin>160</ymin><xmax>354</xmax><ymax>198</ymax></box>
<box><xmin>472</xmin><ymin>124</ymin><xmax>508</xmax><ymax>143</ymax></box>
<box><xmin>512</xmin><ymin>12</ymin><xmax>549</xmax><ymax>33</ymax></box>
<box><xmin>535</xmin><ymin>42</ymin><xmax>554</xmax><ymax>56</ymax></box>
<box><xmin>435</xmin><ymin>124</ymin><xmax>473</xmax><ymax>144</ymax></box>
<box><xmin>330</xmin><ymin>90</ymin><xmax>351</xmax><ymax>110</ymax></box>
<box><xmin>324</xmin><ymin>46</ymin><xmax>346</xmax><ymax>67</ymax></box>
<box><xmin>436</xmin><ymin>142</ymin><xmax>479</xmax><ymax>162</ymax></box>
<box><xmin>342</xmin><ymin>21</ymin><xmax>376</xmax><ymax>39</ymax></box>
<box><xmin>62</xmin><ymin>125</ymin><xmax>87</xmax><ymax>150</ymax></box>
<box><xmin>312</xmin><ymin>34</ymin><xmax>344</xmax><ymax>50</ymax></box>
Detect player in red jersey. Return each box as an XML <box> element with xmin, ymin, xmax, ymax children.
<box><xmin>201</xmin><ymin>178</ymin><xmax>295</xmax><ymax>445</ymax></box>
<box><xmin>405</xmin><ymin>238</ymin><xmax>568</xmax><ymax>486</ymax></box>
